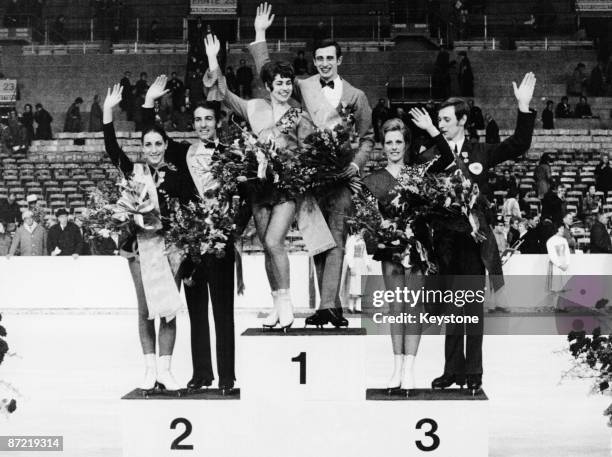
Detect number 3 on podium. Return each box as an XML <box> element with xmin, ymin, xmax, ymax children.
<box><xmin>415</xmin><ymin>418</ymin><xmax>440</xmax><ymax>452</ymax></box>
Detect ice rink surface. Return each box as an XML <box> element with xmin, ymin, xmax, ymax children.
<box><xmin>0</xmin><ymin>309</ymin><xmax>610</xmax><ymax>457</ymax></box>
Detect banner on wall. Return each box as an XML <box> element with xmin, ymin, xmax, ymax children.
<box><xmin>190</xmin><ymin>0</ymin><xmax>237</xmax><ymax>15</ymax></box>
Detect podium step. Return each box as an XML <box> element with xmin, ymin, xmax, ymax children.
<box><xmin>122</xmin><ymin>388</ymin><xmax>240</xmax><ymax>400</ymax></box>
<box><xmin>242</xmin><ymin>327</ymin><xmax>366</xmax><ymax>336</ymax></box>
<box><xmin>366</xmin><ymin>388</ymin><xmax>489</xmax><ymax>401</ymax></box>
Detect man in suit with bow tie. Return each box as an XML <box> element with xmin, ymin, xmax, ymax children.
<box><xmin>250</xmin><ymin>3</ymin><xmax>374</xmax><ymax>328</ymax></box>
<box><xmin>419</xmin><ymin>72</ymin><xmax>537</xmax><ymax>394</ymax></box>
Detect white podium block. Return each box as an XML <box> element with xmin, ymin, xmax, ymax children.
<box><xmin>121</xmin><ymin>391</ymin><xmax>488</xmax><ymax>457</ymax></box>
<box><xmin>121</xmin><ymin>389</ymin><xmax>252</xmax><ymax>457</ymax></box>
<box><xmin>239</xmin><ymin>328</ymin><xmax>366</xmax><ymax>401</ymax></box>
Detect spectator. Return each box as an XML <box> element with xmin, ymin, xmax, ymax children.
<box><xmin>148</xmin><ymin>20</ymin><xmax>160</xmax><ymax>44</ymax></box>
<box><xmin>372</xmin><ymin>98</ymin><xmax>390</xmax><ymax>143</ymax></box>
<box><xmin>91</xmin><ymin>228</ymin><xmax>118</xmax><ymax>255</ymax></box>
<box><xmin>502</xmin><ymin>189</ymin><xmax>522</xmax><ymax>219</ymax></box>
<box><xmin>466</xmin><ymin>99</ymin><xmax>484</xmax><ymax>140</ymax></box>
<box><xmin>186</xmin><ymin>68</ymin><xmax>205</xmax><ymax>105</ymax></box>
<box><xmin>542</xmin><ymin>100</ymin><xmax>554</xmax><ymax>129</ymax></box>
<box><xmin>224</xmin><ymin>66</ymin><xmax>239</xmax><ymax>94</ymax></box>
<box><xmin>541</xmin><ymin>184</ymin><xmax>566</xmax><ymax>226</ymax></box>
<box><xmin>63</xmin><ymin>97</ymin><xmax>83</xmax><ymax>132</ymax></box>
<box><xmin>26</xmin><ymin>194</ymin><xmax>44</xmax><ymax>223</ymax></box>
<box><xmin>482</xmin><ymin>113</ymin><xmax>499</xmax><ymax>144</ymax></box>
<box><xmin>457</xmin><ymin>51</ymin><xmax>474</xmax><ymax>96</ymax></box>
<box><xmin>512</xmin><ymin>218</ymin><xmax>531</xmax><ymax>250</ymax></box>
<box><xmin>590</xmin><ymin>61</ymin><xmax>606</xmax><ymax>96</ymax></box>
<box><xmin>0</xmin><ymin>221</ymin><xmax>11</xmax><ymax>256</ymax></box>
<box><xmin>535</xmin><ymin>153</ymin><xmax>553</xmax><ymax>199</ymax></box>
<box><xmin>493</xmin><ymin>217</ymin><xmax>508</xmax><ymax>254</ymax></box>
<box><xmin>33</xmin><ymin>103</ymin><xmax>52</xmax><ymax>139</ymax></box>
<box><xmin>0</xmin><ymin>193</ymin><xmax>20</xmax><ymax>227</ymax></box>
<box><xmin>311</xmin><ymin>21</ymin><xmax>327</xmax><ymax>52</ymax></box>
<box><xmin>47</xmin><ymin>208</ymin><xmax>83</xmax><ymax>257</ymax></box>
<box><xmin>51</xmin><ymin>15</ymin><xmax>67</xmax><ymax>44</ymax></box>
<box><xmin>89</xmin><ymin>94</ymin><xmax>103</xmax><ymax>132</ymax></box>
<box><xmin>7</xmin><ymin>108</ymin><xmax>26</xmax><ymax>151</ymax></box>
<box><xmin>152</xmin><ymin>99</ymin><xmax>170</xmax><ymax>129</ymax></box>
<box><xmin>518</xmin><ymin>215</ymin><xmax>544</xmax><ymax>254</ymax></box>
<box><xmin>293</xmin><ymin>50</ymin><xmax>309</xmax><ymax>76</ymax></box>
<box><xmin>507</xmin><ymin>216</ymin><xmax>521</xmax><ymax>246</ymax></box>
<box><xmin>582</xmin><ymin>184</ymin><xmax>601</xmax><ymax>227</ymax></box>
<box><xmin>7</xmin><ymin>210</ymin><xmax>46</xmax><ymax>256</ymax></box>
<box><xmin>574</xmin><ymin>95</ymin><xmax>593</xmax><ymax>118</ymax></box>
<box><xmin>236</xmin><ymin>59</ymin><xmax>254</xmax><ymax>99</ymax></box>
<box><xmin>21</xmin><ymin>103</ymin><xmax>34</xmax><ymax>144</ymax></box>
<box><xmin>590</xmin><ymin>211</ymin><xmax>612</xmax><ymax>253</ymax></box>
<box><xmin>562</xmin><ymin>212</ymin><xmax>577</xmax><ymax>253</ymax></box>
<box><xmin>568</xmin><ymin>62</ymin><xmax>587</xmax><ymax>96</ymax></box>
<box><xmin>183</xmin><ymin>87</ymin><xmax>192</xmax><ymax>112</ymax></box>
<box><xmin>432</xmin><ymin>48</ymin><xmax>452</xmax><ymax>100</ymax></box>
<box><xmin>134</xmin><ymin>72</ymin><xmax>149</xmax><ymax>99</ymax></box>
<box><xmin>555</xmin><ymin>96</ymin><xmax>572</xmax><ymax>118</ymax></box>
<box><xmin>497</xmin><ymin>170</ymin><xmax>518</xmax><ymax>196</ymax></box>
<box><xmin>171</xmin><ymin>104</ymin><xmax>192</xmax><ymax>132</ymax></box>
<box><xmin>119</xmin><ymin>71</ymin><xmax>133</xmax><ymax>120</ymax></box>
<box><xmin>595</xmin><ymin>152</ymin><xmax>612</xmax><ymax>195</ymax></box>
<box><xmin>166</xmin><ymin>72</ymin><xmax>185</xmax><ymax>112</ymax></box>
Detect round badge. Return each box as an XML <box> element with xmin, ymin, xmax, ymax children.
<box><xmin>468</xmin><ymin>162</ymin><xmax>484</xmax><ymax>175</ymax></box>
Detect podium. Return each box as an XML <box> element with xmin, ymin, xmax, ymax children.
<box><xmin>120</xmin><ymin>328</ymin><xmax>489</xmax><ymax>457</ymax></box>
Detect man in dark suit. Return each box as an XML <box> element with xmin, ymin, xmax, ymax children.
<box><xmin>590</xmin><ymin>211</ymin><xmax>612</xmax><ymax>253</ymax></box>
<box><xmin>418</xmin><ymin>72</ymin><xmax>537</xmax><ymax>394</ymax></box>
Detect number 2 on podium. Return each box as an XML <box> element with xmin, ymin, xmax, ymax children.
<box><xmin>291</xmin><ymin>352</ymin><xmax>306</xmax><ymax>384</ymax></box>
<box><xmin>170</xmin><ymin>418</ymin><xmax>194</xmax><ymax>450</ymax></box>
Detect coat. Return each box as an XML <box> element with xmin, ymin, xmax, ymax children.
<box><xmin>9</xmin><ymin>223</ymin><xmax>47</xmax><ymax>255</ymax></box>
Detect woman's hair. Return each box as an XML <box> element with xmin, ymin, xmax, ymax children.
<box><xmin>381</xmin><ymin>117</ymin><xmax>412</xmax><ymax>147</ymax></box>
<box><xmin>260</xmin><ymin>61</ymin><xmax>295</xmax><ymax>91</ymax></box>
<box><xmin>539</xmin><ymin>153</ymin><xmax>552</xmax><ymax>165</ymax></box>
<box><xmin>141</xmin><ymin>124</ymin><xmax>169</xmax><ymax>144</ymax></box>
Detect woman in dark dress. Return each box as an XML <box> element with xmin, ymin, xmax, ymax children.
<box><xmin>103</xmin><ymin>83</ymin><xmax>190</xmax><ymax>393</ymax></box>
<box><xmin>363</xmin><ymin>111</ymin><xmax>454</xmax><ymax>396</ymax></box>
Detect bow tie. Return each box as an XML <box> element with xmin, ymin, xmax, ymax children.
<box><xmin>320</xmin><ymin>79</ymin><xmax>335</xmax><ymax>89</ymax></box>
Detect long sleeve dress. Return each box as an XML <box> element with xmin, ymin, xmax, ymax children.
<box><xmin>103</xmin><ymin>120</ymin><xmax>189</xmax><ymax>321</ymax></box>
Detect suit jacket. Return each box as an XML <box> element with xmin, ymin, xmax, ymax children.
<box><xmin>47</xmin><ymin>221</ymin><xmax>83</xmax><ymax>255</ymax></box>
<box><xmin>249</xmin><ymin>41</ymin><xmax>374</xmax><ymax>172</ymax></box>
<box><xmin>590</xmin><ymin>220</ymin><xmax>612</xmax><ymax>253</ymax></box>
<box><xmin>417</xmin><ymin>110</ymin><xmax>536</xmax><ymax>280</ymax></box>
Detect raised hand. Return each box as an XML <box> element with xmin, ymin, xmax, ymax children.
<box><xmin>409</xmin><ymin>107</ymin><xmax>439</xmax><ymax>137</ymax></box>
<box><xmin>204</xmin><ymin>34</ymin><xmax>220</xmax><ymax>58</ymax></box>
<box><xmin>512</xmin><ymin>72</ymin><xmax>536</xmax><ymax>113</ymax></box>
<box><xmin>254</xmin><ymin>2</ymin><xmax>275</xmax><ymax>33</ymax></box>
<box><xmin>146</xmin><ymin>75</ymin><xmax>170</xmax><ymax>103</ymax></box>
<box><xmin>103</xmin><ymin>83</ymin><xmax>122</xmax><ymax>112</ymax></box>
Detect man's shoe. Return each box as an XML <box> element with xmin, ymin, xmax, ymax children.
<box><xmin>466</xmin><ymin>374</ymin><xmax>483</xmax><ymax>396</ymax></box>
<box><xmin>187</xmin><ymin>377</ymin><xmax>213</xmax><ymax>390</ymax></box>
<box><xmin>305</xmin><ymin>308</ymin><xmax>349</xmax><ymax>328</ymax></box>
<box><xmin>219</xmin><ymin>380</ymin><xmax>235</xmax><ymax>396</ymax></box>
<box><xmin>431</xmin><ymin>373</ymin><xmax>466</xmax><ymax>390</ymax></box>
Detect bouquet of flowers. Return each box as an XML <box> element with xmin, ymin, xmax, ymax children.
<box><xmin>80</xmin><ymin>177</ymin><xmax>163</xmax><ymax>241</ymax></box>
<box><xmin>295</xmin><ymin>122</ymin><xmax>355</xmax><ymax>197</ymax></box>
<box><xmin>347</xmin><ymin>187</ymin><xmax>435</xmax><ymax>272</ymax></box>
<box><xmin>163</xmin><ymin>195</ymin><xmax>237</xmax><ymax>261</ymax></box>
<box><xmin>213</xmin><ymin>111</ymin><xmax>311</xmax><ymax>201</ymax></box>
<box><xmin>566</xmin><ymin>328</ymin><xmax>612</xmax><ymax>426</ymax></box>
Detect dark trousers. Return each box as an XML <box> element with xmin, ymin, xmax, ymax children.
<box><xmin>437</xmin><ymin>232</ymin><xmax>486</xmax><ymax>376</ymax></box>
<box><xmin>184</xmin><ymin>250</ymin><xmax>235</xmax><ymax>384</ymax></box>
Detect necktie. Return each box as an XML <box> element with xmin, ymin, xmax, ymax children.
<box><xmin>320</xmin><ymin>79</ymin><xmax>334</xmax><ymax>89</ymax></box>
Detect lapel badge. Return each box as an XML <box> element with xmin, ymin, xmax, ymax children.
<box><xmin>468</xmin><ymin>162</ymin><xmax>483</xmax><ymax>175</ymax></box>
